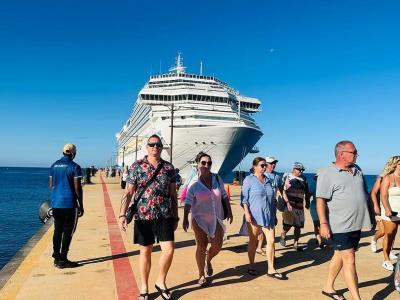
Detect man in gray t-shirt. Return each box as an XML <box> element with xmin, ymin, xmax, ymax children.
<box><xmin>316</xmin><ymin>140</ymin><xmax>372</xmax><ymax>300</ymax></box>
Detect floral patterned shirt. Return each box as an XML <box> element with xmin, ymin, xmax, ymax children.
<box><xmin>127</xmin><ymin>156</ymin><xmax>176</xmax><ymax>220</ymax></box>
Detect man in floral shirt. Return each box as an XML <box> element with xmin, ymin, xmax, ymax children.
<box><xmin>118</xmin><ymin>134</ymin><xmax>178</xmax><ymax>300</ymax></box>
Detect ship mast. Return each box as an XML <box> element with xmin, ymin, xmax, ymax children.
<box><xmin>169</xmin><ymin>52</ymin><xmax>186</xmax><ymax>74</ymax></box>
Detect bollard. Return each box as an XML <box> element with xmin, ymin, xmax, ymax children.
<box><xmin>85</xmin><ymin>167</ymin><xmax>92</xmax><ymax>183</ymax></box>
<box><xmin>39</xmin><ymin>200</ymin><xmax>53</xmax><ymax>224</ymax></box>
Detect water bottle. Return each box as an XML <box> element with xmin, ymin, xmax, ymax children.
<box><xmin>395</xmin><ymin>259</ymin><xmax>400</xmax><ymax>293</ymax></box>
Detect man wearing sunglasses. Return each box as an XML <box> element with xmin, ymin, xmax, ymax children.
<box><xmin>118</xmin><ymin>134</ymin><xmax>178</xmax><ymax>300</ymax></box>
<box><xmin>316</xmin><ymin>140</ymin><xmax>372</xmax><ymax>300</ymax></box>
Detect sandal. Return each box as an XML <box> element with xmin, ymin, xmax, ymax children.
<box><xmin>321</xmin><ymin>290</ymin><xmax>346</xmax><ymax>300</ymax></box>
<box><xmin>247</xmin><ymin>268</ymin><xmax>258</xmax><ymax>276</ymax></box>
<box><xmin>138</xmin><ymin>292</ymin><xmax>149</xmax><ymax>300</ymax></box>
<box><xmin>155</xmin><ymin>284</ymin><xmax>172</xmax><ymax>300</ymax></box>
<box><xmin>198</xmin><ymin>276</ymin><xmax>208</xmax><ymax>287</ymax></box>
<box><xmin>266</xmin><ymin>272</ymin><xmax>287</xmax><ymax>280</ymax></box>
<box><xmin>256</xmin><ymin>249</ymin><xmax>267</xmax><ymax>256</ymax></box>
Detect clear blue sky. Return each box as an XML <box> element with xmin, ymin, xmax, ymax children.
<box><xmin>1</xmin><ymin>0</ymin><xmax>399</xmax><ymax>174</ymax></box>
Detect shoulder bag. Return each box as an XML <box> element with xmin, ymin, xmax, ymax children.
<box><xmin>125</xmin><ymin>161</ymin><xmax>164</xmax><ymax>224</ymax></box>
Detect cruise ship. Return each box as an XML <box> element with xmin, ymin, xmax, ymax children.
<box><xmin>116</xmin><ymin>54</ymin><xmax>263</xmax><ymax>178</ymax></box>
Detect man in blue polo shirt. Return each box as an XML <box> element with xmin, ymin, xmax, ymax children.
<box><xmin>49</xmin><ymin>143</ymin><xmax>84</xmax><ymax>268</ymax></box>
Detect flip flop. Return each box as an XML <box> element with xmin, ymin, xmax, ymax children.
<box><xmin>266</xmin><ymin>272</ymin><xmax>287</xmax><ymax>280</ymax></box>
<box><xmin>138</xmin><ymin>292</ymin><xmax>149</xmax><ymax>300</ymax></box>
<box><xmin>198</xmin><ymin>276</ymin><xmax>208</xmax><ymax>287</ymax></box>
<box><xmin>321</xmin><ymin>290</ymin><xmax>346</xmax><ymax>300</ymax></box>
<box><xmin>256</xmin><ymin>249</ymin><xmax>267</xmax><ymax>256</ymax></box>
<box><xmin>155</xmin><ymin>284</ymin><xmax>172</xmax><ymax>300</ymax></box>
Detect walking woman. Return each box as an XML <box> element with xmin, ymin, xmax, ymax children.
<box><xmin>182</xmin><ymin>152</ymin><xmax>233</xmax><ymax>286</ymax></box>
<box><xmin>370</xmin><ymin>156</ymin><xmax>400</xmax><ymax>255</ymax></box>
<box><xmin>380</xmin><ymin>156</ymin><xmax>400</xmax><ymax>271</ymax></box>
<box><xmin>241</xmin><ymin>157</ymin><xmax>285</xmax><ymax>279</ymax></box>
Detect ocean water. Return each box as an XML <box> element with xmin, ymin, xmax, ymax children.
<box><xmin>0</xmin><ymin>167</ymin><xmax>49</xmax><ymax>269</ymax></box>
<box><xmin>0</xmin><ymin>167</ymin><xmax>378</xmax><ymax>270</ymax></box>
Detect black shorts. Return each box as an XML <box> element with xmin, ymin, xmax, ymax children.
<box><xmin>134</xmin><ymin>218</ymin><xmax>175</xmax><ymax>246</ymax></box>
<box><xmin>332</xmin><ymin>230</ymin><xmax>361</xmax><ymax>251</ymax></box>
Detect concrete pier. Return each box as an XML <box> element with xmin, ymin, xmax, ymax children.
<box><xmin>0</xmin><ymin>175</ymin><xmax>399</xmax><ymax>299</ymax></box>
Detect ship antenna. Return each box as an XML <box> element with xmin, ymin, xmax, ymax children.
<box><xmin>169</xmin><ymin>52</ymin><xmax>186</xmax><ymax>74</ymax></box>
<box><xmin>200</xmin><ymin>61</ymin><xmax>203</xmax><ymax>75</ymax></box>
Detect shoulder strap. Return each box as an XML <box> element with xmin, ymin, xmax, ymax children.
<box><xmin>132</xmin><ymin>160</ymin><xmax>165</xmax><ymax>205</ymax></box>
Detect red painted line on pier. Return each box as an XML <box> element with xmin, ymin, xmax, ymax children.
<box><xmin>100</xmin><ymin>176</ymin><xmax>139</xmax><ymax>300</ymax></box>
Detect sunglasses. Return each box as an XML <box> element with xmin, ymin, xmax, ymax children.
<box><xmin>147</xmin><ymin>142</ymin><xmax>163</xmax><ymax>148</ymax></box>
<box><xmin>260</xmin><ymin>164</ymin><xmax>267</xmax><ymax>168</ymax></box>
<box><xmin>200</xmin><ymin>161</ymin><xmax>212</xmax><ymax>166</ymax></box>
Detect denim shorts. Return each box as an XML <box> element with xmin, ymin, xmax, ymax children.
<box><xmin>331</xmin><ymin>230</ymin><xmax>361</xmax><ymax>251</ymax></box>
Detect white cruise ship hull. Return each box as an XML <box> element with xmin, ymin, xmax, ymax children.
<box><xmin>119</xmin><ymin>122</ymin><xmax>262</xmax><ymax>178</ymax></box>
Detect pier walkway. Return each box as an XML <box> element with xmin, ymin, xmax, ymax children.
<box><xmin>0</xmin><ymin>175</ymin><xmax>399</xmax><ymax>299</ymax></box>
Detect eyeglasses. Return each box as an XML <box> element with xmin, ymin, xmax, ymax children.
<box><xmin>200</xmin><ymin>161</ymin><xmax>212</xmax><ymax>166</ymax></box>
<box><xmin>260</xmin><ymin>164</ymin><xmax>267</xmax><ymax>168</ymax></box>
<box><xmin>294</xmin><ymin>168</ymin><xmax>304</xmax><ymax>172</ymax></box>
<box><xmin>342</xmin><ymin>151</ymin><xmax>358</xmax><ymax>156</ymax></box>
<box><xmin>147</xmin><ymin>142</ymin><xmax>163</xmax><ymax>148</ymax></box>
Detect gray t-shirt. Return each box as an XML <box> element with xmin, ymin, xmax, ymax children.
<box><xmin>316</xmin><ymin>163</ymin><xmax>372</xmax><ymax>234</ymax></box>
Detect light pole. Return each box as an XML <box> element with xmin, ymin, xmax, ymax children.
<box><xmin>122</xmin><ymin>146</ymin><xmax>125</xmax><ymax>168</ymax></box>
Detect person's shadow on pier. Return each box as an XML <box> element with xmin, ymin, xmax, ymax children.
<box><xmin>76</xmin><ymin>239</ymin><xmax>197</xmax><ymax>265</ymax></box>
<box><xmin>169</xmin><ymin>261</ymin><xmax>269</xmax><ymax>299</ymax></box>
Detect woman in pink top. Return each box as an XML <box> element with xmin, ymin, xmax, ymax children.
<box><xmin>183</xmin><ymin>152</ymin><xmax>233</xmax><ymax>286</ymax></box>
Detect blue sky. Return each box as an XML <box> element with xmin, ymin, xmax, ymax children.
<box><xmin>0</xmin><ymin>0</ymin><xmax>399</xmax><ymax>174</ymax></box>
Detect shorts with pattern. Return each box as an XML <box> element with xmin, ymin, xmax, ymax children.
<box><xmin>282</xmin><ymin>208</ymin><xmax>305</xmax><ymax>228</ymax></box>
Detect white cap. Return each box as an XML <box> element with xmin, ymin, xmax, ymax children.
<box><xmin>265</xmin><ymin>156</ymin><xmax>278</xmax><ymax>163</ymax></box>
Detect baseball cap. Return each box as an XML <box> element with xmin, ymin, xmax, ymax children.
<box><xmin>265</xmin><ymin>156</ymin><xmax>278</xmax><ymax>163</ymax></box>
<box><xmin>63</xmin><ymin>143</ymin><xmax>77</xmax><ymax>154</ymax></box>
<box><xmin>293</xmin><ymin>162</ymin><xmax>305</xmax><ymax>171</ymax></box>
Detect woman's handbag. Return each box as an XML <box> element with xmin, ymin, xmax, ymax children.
<box><xmin>277</xmin><ymin>195</ymin><xmax>286</xmax><ymax>212</ymax></box>
<box><xmin>125</xmin><ymin>162</ymin><xmax>164</xmax><ymax>224</ymax></box>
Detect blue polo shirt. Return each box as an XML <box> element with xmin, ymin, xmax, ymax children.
<box><xmin>50</xmin><ymin>156</ymin><xmax>83</xmax><ymax>208</ymax></box>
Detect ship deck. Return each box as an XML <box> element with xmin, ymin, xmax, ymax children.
<box><xmin>0</xmin><ymin>174</ymin><xmax>399</xmax><ymax>299</ymax></box>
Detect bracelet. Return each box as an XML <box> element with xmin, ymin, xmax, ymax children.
<box><xmin>320</xmin><ymin>222</ymin><xmax>329</xmax><ymax>225</ymax></box>
<box><xmin>119</xmin><ymin>215</ymin><xmax>126</xmax><ymax>218</ymax></box>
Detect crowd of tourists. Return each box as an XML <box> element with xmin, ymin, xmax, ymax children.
<box><xmin>49</xmin><ymin>138</ymin><xmax>400</xmax><ymax>300</ymax></box>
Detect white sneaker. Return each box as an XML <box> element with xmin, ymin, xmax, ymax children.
<box><xmin>390</xmin><ymin>251</ymin><xmax>399</xmax><ymax>260</ymax></box>
<box><xmin>382</xmin><ymin>261</ymin><xmax>394</xmax><ymax>271</ymax></box>
<box><xmin>370</xmin><ymin>238</ymin><xmax>377</xmax><ymax>253</ymax></box>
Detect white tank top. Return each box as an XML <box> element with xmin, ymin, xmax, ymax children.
<box><xmin>381</xmin><ymin>175</ymin><xmax>400</xmax><ymax>221</ymax></box>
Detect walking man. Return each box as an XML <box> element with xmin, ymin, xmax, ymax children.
<box><xmin>49</xmin><ymin>143</ymin><xmax>83</xmax><ymax>268</ymax></box>
<box><xmin>119</xmin><ymin>134</ymin><xmax>178</xmax><ymax>300</ymax></box>
<box><xmin>317</xmin><ymin>140</ymin><xmax>372</xmax><ymax>300</ymax></box>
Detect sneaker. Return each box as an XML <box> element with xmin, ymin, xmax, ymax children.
<box><xmin>382</xmin><ymin>261</ymin><xmax>394</xmax><ymax>271</ymax></box>
<box><xmin>370</xmin><ymin>238</ymin><xmax>377</xmax><ymax>253</ymax></box>
<box><xmin>390</xmin><ymin>251</ymin><xmax>399</xmax><ymax>261</ymax></box>
<box><xmin>280</xmin><ymin>236</ymin><xmax>286</xmax><ymax>247</ymax></box>
<box><xmin>55</xmin><ymin>259</ymin><xmax>80</xmax><ymax>269</ymax></box>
